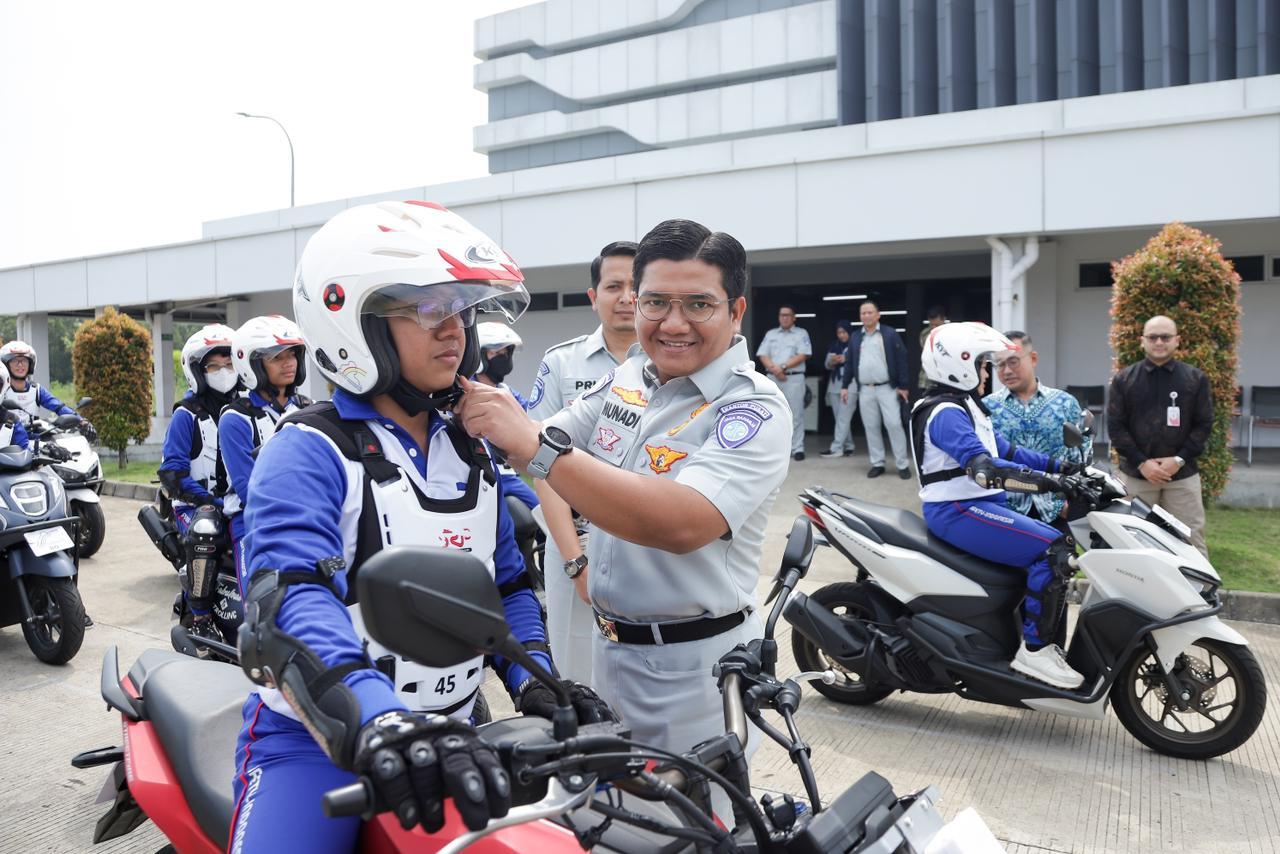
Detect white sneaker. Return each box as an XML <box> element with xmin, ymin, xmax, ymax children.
<box><xmin>1011</xmin><ymin>642</ymin><xmax>1085</xmax><ymax>689</ymax></box>
<box><xmin>819</xmin><ymin>450</ymin><xmax>843</xmax><ymax>458</ymax></box>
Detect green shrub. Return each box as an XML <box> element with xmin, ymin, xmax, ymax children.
<box><xmin>73</xmin><ymin>308</ymin><xmax>154</xmax><ymax>469</ymax></box>
<box><xmin>1109</xmin><ymin>223</ymin><xmax>1241</xmax><ymax>501</ymax></box>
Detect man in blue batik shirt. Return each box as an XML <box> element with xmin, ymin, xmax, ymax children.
<box><xmin>984</xmin><ymin>331</ymin><xmax>1091</xmax><ymax>533</ymax></box>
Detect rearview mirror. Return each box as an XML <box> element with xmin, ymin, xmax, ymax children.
<box><xmin>77</xmin><ymin>397</ymin><xmax>93</xmax><ymax>409</ymax></box>
<box><xmin>54</xmin><ymin>414</ymin><xmax>82</xmax><ymax>430</ymax></box>
<box><xmin>1</xmin><ymin>399</ymin><xmax>21</xmax><ymax>411</ymax></box>
<box><xmin>355</xmin><ymin>547</ymin><xmax>509</xmax><ymax>668</ymax></box>
<box><xmin>1062</xmin><ymin>422</ymin><xmax>1084</xmax><ymax>449</ymax></box>
<box><xmin>779</xmin><ymin>516</ymin><xmax>815</xmax><ymax>578</ymax></box>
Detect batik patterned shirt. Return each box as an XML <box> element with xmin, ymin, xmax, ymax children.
<box><xmin>983</xmin><ymin>383</ymin><xmax>1091</xmax><ymax>521</ymax></box>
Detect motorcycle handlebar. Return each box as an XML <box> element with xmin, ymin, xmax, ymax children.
<box><xmin>322</xmin><ymin>779</ymin><xmax>373</xmax><ymax>819</ymax></box>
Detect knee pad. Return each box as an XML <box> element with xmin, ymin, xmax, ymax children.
<box><xmin>1046</xmin><ymin>537</ymin><xmax>1077</xmax><ymax>581</ymax></box>
<box><xmin>182</xmin><ymin>506</ymin><xmax>227</xmax><ymax>602</ymax></box>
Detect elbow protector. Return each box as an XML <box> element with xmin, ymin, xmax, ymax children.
<box><xmin>237</xmin><ymin>562</ymin><xmax>371</xmax><ymax>769</ymax></box>
<box><xmin>966</xmin><ymin>454</ymin><xmax>1056</xmax><ymax>494</ymax></box>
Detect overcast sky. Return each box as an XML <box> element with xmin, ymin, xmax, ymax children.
<box><xmin>0</xmin><ymin>0</ymin><xmax>530</xmax><ymax>269</ymax></box>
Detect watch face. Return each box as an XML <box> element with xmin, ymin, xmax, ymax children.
<box><xmin>545</xmin><ymin>426</ymin><xmax>571</xmax><ymax>448</ymax></box>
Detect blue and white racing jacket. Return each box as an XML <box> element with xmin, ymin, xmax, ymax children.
<box><xmin>244</xmin><ymin>389</ymin><xmax>550</xmax><ymax>726</ymax></box>
<box><xmin>217</xmin><ymin>390</ymin><xmax>306</xmax><ymax>517</ymax></box>
<box><xmin>5</xmin><ymin>383</ymin><xmax>74</xmax><ymax>418</ymax></box>
<box><xmin>159</xmin><ymin>391</ymin><xmax>223</xmax><ymax>509</ymax></box>
<box><xmin>914</xmin><ymin>393</ymin><xmax>1058</xmax><ymax>511</ymax></box>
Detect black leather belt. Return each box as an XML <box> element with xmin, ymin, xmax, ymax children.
<box><xmin>594</xmin><ymin>609</ymin><xmax>747</xmax><ymax>645</ymax></box>
<box><xmin>861</xmin><ymin>381</ymin><xmax>887</xmax><ymax>387</ymax></box>
<box><xmin>785</xmin><ymin>370</ymin><xmax>805</xmax><ymax>376</ymax></box>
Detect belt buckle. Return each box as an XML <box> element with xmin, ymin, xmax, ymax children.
<box><xmin>596</xmin><ymin>614</ymin><xmax>619</xmax><ymax>642</ymax></box>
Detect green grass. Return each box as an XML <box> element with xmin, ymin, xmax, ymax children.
<box><xmin>1206</xmin><ymin>506</ymin><xmax>1280</xmax><ymax>593</ymax></box>
<box><xmin>105</xmin><ymin>459</ymin><xmax>163</xmax><ymax>485</ymax></box>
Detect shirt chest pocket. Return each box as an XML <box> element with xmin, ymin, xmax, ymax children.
<box><xmin>563</xmin><ymin>377</ymin><xmax>598</xmax><ymax>401</ymax></box>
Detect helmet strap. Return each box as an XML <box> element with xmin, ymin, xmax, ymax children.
<box><xmin>389</xmin><ymin>376</ymin><xmax>462</xmax><ymax>414</ymax></box>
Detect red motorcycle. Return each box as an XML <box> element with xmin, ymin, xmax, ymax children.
<box><xmin>74</xmin><ymin>521</ymin><xmax>992</xmax><ymax>853</ymax></box>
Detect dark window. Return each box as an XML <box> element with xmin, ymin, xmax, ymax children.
<box><xmin>1078</xmin><ymin>262</ymin><xmax>1113</xmax><ymax>289</ymax></box>
<box><xmin>561</xmin><ymin>293</ymin><xmax>592</xmax><ymax>308</ymax></box>
<box><xmin>1225</xmin><ymin>255</ymin><xmax>1265</xmax><ymax>283</ymax></box>
<box><xmin>526</xmin><ymin>292</ymin><xmax>558</xmax><ymax>312</ymax></box>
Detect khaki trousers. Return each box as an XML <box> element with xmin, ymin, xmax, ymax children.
<box><xmin>1119</xmin><ymin>471</ymin><xmax>1209</xmax><ymax>558</ymax></box>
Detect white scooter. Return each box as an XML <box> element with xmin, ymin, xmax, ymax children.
<box><xmin>24</xmin><ymin>396</ymin><xmax>104</xmax><ymax>558</ymax></box>
<box><xmin>789</xmin><ymin>421</ymin><xmax>1266</xmax><ymax>760</ymax></box>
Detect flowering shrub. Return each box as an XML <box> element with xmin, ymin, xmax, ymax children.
<box><xmin>73</xmin><ymin>308</ymin><xmax>154</xmax><ymax>469</ymax></box>
<box><xmin>1109</xmin><ymin>223</ymin><xmax>1240</xmax><ymax>501</ymax></box>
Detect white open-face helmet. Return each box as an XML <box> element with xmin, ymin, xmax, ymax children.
<box><xmin>232</xmin><ymin>315</ymin><xmax>307</xmax><ymax>393</ymax></box>
<box><xmin>293</xmin><ymin>201</ymin><xmax>529</xmax><ymax>403</ymax></box>
<box><xmin>0</xmin><ymin>340</ymin><xmax>37</xmax><ymax>377</ymax></box>
<box><xmin>477</xmin><ymin>321</ymin><xmax>522</xmax><ymax>353</ymax></box>
<box><xmin>921</xmin><ymin>321</ymin><xmax>1018</xmax><ymax>392</ymax></box>
<box><xmin>180</xmin><ymin>324</ymin><xmax>236</xmax><ymax>395</ymax></box>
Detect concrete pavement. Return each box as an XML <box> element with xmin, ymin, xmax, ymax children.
<box><xmin>4</xmin><ymin>455</ymin><xmax>1280</xmax><ymax>852</ymax></box>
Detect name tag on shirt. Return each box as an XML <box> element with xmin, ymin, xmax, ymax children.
<box><xmin>1167</xmin><ymin>407</ymin><xmax>1180</xmax><ymax>428</ymax></box>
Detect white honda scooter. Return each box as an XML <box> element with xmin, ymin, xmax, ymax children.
<box><xmin>789</xmin><ymin>421</ymin><xmax>1266</xmax><ymax>760</ymax></box>
<box><xmin>24</xmin><ymin>396</ymin><xmax>105</xmax><ymax>558</ymax></box>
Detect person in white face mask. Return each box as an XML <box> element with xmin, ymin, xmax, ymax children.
<box><xmin>158</xmin><ymin>325</ymin><xmax>239</xmax><ymax>627</ymax></box>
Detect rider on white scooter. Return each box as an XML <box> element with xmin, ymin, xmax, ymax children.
<box><xmin>912</xmin><ymin>322</ymin><xmax>1088</xmax><ymax>690</ymax></box>
<box><xmin>0</xmin><ymin>339</ymin><xmax>97</xmax><ymax>442</ymax></box>
<box><xmin>230</xmin><ymin>201</ymin><xmax>614</xmax><ymax>851</ymax></box>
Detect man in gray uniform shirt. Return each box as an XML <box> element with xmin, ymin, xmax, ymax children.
<box><xmin>756</xmin><ymin>305</ymin><xmax>811</xmax><ymax>460</ymax></box>
<box><xmin>527</xmin><ymin>240</ymin><xmax>638</xmax><ymax>684</ymax></box>
<box><xmin>458</xmin><ymin>219</ymin><xmax>790</xmax><ymax>801</ymax></box>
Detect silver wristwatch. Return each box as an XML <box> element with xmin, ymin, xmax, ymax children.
<box><xmin>528</xmin><ymin>426</ymin><xmax>572</xmax><ymax>480</ymax></box>
<box><xmin>1174</xmin><ymin>455</ymin><xmax>1186</xmax><ymax>468</ymax></box>
<box><xmin>563</xmin><ymin>554</ymin><xmax>588</xmax><ymax>579</ymax></box>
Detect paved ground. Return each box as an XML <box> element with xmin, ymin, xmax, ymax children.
<box><xmin>5</xmin><ymin>443</ymin><xmax>1280</xmax><ymax>852</ymax></box>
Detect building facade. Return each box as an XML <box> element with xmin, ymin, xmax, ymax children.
<box><xmin>1</xmin><ymin>0</ymin><xmax>1278</xmax><ymax>446</ymax></box>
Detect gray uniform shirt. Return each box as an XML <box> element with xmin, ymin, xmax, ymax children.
<box><xmin>544</xmin><ymin>336</ymin><xmax>791</xmax><ymax>622</ymax></box>
<box><xmin>755</xmin><ymin>326</ymin><xmax>812</xmax><ymax>372</ymax></box>
<box><xmin>527</xmin><ymin>325</ymin><xmax>623</xmax><ymax>420</ymax></box>
<box><xmin>858</xmin><ymin>325</ymin><xmax>890</xmax><ymax>385</ymax></box>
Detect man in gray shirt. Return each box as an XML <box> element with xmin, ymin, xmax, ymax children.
<box><xmin>458</xmin><ymin>219</ymin><xmax>790</xmax><ymax>807</ymax></box>
<box><xmin>841</xmin><ymin>300</ymin><xmax>911</xmax><ymax>478</ymax></box>
<box><xmin>527</xmin><ymin>240</ymin><xmax>638</xmax><ymax>684</ymax></box>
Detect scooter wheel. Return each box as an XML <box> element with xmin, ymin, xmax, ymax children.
<box><xmin>790</xmin><ymin>582</ymin><xmax>894</xmax><ymax>706</ymax></box>
<box><xmin>73</xmin><ymin>501</ymin><xmax>106</xmax><ymax>559</ymax></box>
<box><xmin>21</xmin><ymin>576</ymin><xmax>86</xmax><ymax>665</ymax></box>
<box><xmin>1111</xmin><ymin>638</ymin><xmax>1267</xmax><ymax>760</ymax></box>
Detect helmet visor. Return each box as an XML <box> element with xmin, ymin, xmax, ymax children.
<box><xmin>364</xmin><ymin>281</ymin><xmax>530</xmax><ymax>331</ymax></box>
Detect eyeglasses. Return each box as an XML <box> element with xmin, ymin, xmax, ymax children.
<box><xmin>995</xmin><ymin>356</ymin><xmax>1024</xmax><ymax>372</ymax></box>
<box><xmin>636</xmin><ymin>293</ymin><xmax>728</xmax><ymax>323</ymax></box>
<box><xmin>1143</xmin><ymin>333</ymin><xmax>1175</xmax><ymax>343</ymax></box>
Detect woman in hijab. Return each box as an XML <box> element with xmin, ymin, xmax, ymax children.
<box><xmin>820</xmin><ymin>320</ymin><xmax>858</xmax><ymax>458</ymax></box>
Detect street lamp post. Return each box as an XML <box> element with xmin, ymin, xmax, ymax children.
<box><xmin>235</xmin><ymin>112</ymin><xmax>295</xmax><ymax>207</ymax></box>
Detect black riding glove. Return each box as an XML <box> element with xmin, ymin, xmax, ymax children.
<box><xmin>1057</xmin><ymin>460</ymin><xmax>1086</xmax><ymax>476</ymax></box>
<box><xmin>518</xmin><ymin>679</ymin><xmax>618</xmax><ymax>725</ymax></box>
<box><xmin>79</xmin><ymin>420</ymin><xmax>98</xmax><ymax>444</ymax></box>
<box><xmin>352</xmin><ymin>710</ymin><xmax>510</xmax><ymax>833</ymax></box>
<box><xmin>45</xmin><ymin>443</ymin><xmax>72</xmax><ymax>462</ymax></box>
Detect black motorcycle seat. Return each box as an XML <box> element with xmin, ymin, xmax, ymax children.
<box><xmin>504</xmin><ymin>493</ymin><xmax>539</xmax><ymax>540</ymax></box>
<box><xmin>139</xmin><ymin>653</ymin><xmax>250</xmax><ymax>848</ymax></box>
<box><xmin>837</xmin><ymin>498</ymin><xmax>1026</xmax><ymax>590</ymax></box>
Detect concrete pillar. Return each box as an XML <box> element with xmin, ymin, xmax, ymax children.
<box><xmin>1116</xmin><ymin>0</ymin><xmax>1145</xmax><ymax>91</ymax></box>
<box><xmin>1029</xmin><ymin>0</ymin><xmax>1058</xmax><ymax>102</ymax></box>
<box><xmin>1162</xmin><ymin>0</ymin><xmax>1190</xmax><ymax>87</ymax></box>
<box><xmin>15</xmin><ymin>312</ymin><xmax>50</xmax><ymax>390</ymax></box>
<box><xmin>1263</xmin><ymin>0</ymin><xmax>1280</xmax><ymax>75</ymax></box>
<box><xmin>224</xmin><ymin>299</ymin><xmax>248</xmax><ymax>330</ymax></box>
<box><xmin>986</xmin><ymin>0</ymin><xmax>1016</xmax><ymax>106</ymax></box>
<box><xmin>1066</xmin><ymin>0</ymin><xmax>1100</xmax><ymax>98</ymax></box>
<box><xmin>836</xmin><ymin>0</ymin><xmax>867</xmax><ymax>124</ymax></box>
<box><xmin>867</xmin><ymin>0</ymin><xmax>902</xmax><ymax>120</ymax></box>
<box><xmin>150</xmin><ymin>310</ymin><xmax>175</xmax><ymax>440</ymax></box>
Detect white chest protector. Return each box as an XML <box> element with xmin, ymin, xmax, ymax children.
<box><xmin>260</xmin><ymin>415</ymin><xmax>500</xmax><ymax>723</ymax></box>
<box><xmin>914</xmin><ymin>394</ymin><xmax>1003</xmax><ymax>504</ymax></box>
<box><xmin>220</xmin><ymin>397</ymin><xmax>304</xmax><ymax>515</ymax></box>
<box><xmin>6</xmin><ymin>384</ymin><xmax>42</xmax><ymax>417</ymax></box>
<box><xmin>174</xmin><ymin>401</ymin><xmax>223</xmax><ymax>506</ymax></box>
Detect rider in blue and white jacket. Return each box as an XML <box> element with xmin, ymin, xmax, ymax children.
<box><xmin>217</xmin><ymin>315</ymin><xmax>310</xmax><ymax>586</ymax></box>
<box><xmin>911</xmin><ymin>322</ymin><xmax>1086</xmax><ymax>691</ymax></box>
<box><xmin>229</xmin><ymin>201</ymin><xmax>614</xmax><ymax>852</ymax></box>
<box><xmin>0</xmin><ymin>340</ymin><xmax>97</xmax><ymax>443</ymax></box>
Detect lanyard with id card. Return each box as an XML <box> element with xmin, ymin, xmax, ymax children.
<box><xmin>1167</xmin><ymin>391</ymin><xmax>1180</xmax><ymax>428</ymax></box>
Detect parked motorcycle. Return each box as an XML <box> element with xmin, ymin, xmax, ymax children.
<box><xmin>789</xmin><ymin>421</ymin><xmax>1266</xmax><ymax>760</ymax></box>
<box><xmin>25</xmin><ymin>396</ymin><xmax>105</xmax><ymax>558</ymax></box>
<box><xmin>73</xmin><ymin>519</ymin><xmax>1000</xmax><ymax>852</ymax></box>
<box><xmin>0</xmin><ymin>409</ymin><xmax>86</xmax><ymax>664</ymax></box>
